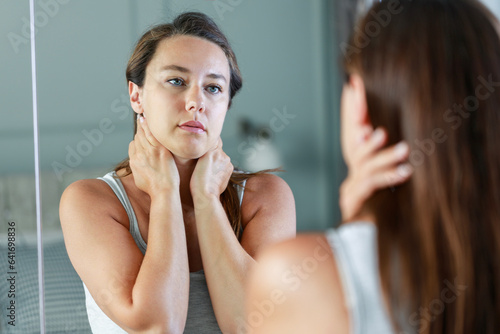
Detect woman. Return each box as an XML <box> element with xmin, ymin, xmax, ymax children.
<box><xmin>246</xmin><ymin>1</ymin><xmax>500</xmax><ymax>334</ymax></box>
<box><xmin>59</xmin><ymin>12</ymin><xmax>297</xmax><ymax>333</ymax></box>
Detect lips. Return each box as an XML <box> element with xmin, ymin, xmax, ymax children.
<box><xmin>179</xmin><ymin>120</ymin><xmax>206</xmax><ymax>134</ymax></box>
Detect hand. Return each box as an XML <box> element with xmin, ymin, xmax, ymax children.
<box><xmin>339</xmin><ymin>127</ymin><xmax>413</xmax><ymax>222</ymax></box>
<box><xmin>128</xmin><ymin>115</ymin><xmax>180</xmax><ymax>195</ymax></box>
<box><xmin>190</xmin><ymin>138</ymin><xmax>233</xmax><ymax>202</ymax></box>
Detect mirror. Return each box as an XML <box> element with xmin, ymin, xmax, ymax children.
<box><xmin>1</xmin><ymin>0</ymin><xmax>342</xmax><ymax>332</ymax></box>
<box><xmin>0</xmin><ymin>1</ymin><xmax>41</xmax><ymax>332</ymax></box>
<box><xmin>2</xmin><ymin>0</ymin><xmax>499</xmax><ymax>332</ymax></box>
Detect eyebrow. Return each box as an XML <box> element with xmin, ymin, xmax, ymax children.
<box><xmin>160</xmin><ymin>64</ymin><xmax>227</xmax><ymax>83</ymax></box>
<box><xmin>161</xmin><ymin>65</ymin><xmax>190</xmax><ymax>73</ymax></box>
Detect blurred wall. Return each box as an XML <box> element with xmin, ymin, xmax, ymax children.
<box><xmin>3</xmin><ymin>0</ymin><xmax>498</xmax><ymax>232</ymax></box>
<box><xmin>1</xmin><ymin>0</ymin><xmax>342</xmax><ymax>231</ymax></box>
<box><xmin>1</xmin><ymin>1</ymin><xmax>34</xmax><ymax>173</ymax></box>
<box><xmin>482</xmin><ymin>0</ymin><xmax>500</xmax><ymax>19</ymax></box>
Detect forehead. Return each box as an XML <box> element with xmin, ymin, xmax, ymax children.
<box><xmin>148</xmin><ymin>35</ymin><xmax>230</xmax><ymax>77</ymax></box>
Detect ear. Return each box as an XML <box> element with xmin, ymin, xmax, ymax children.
<box><xmin>129</xmin><ymin>81</ymin><xmax>143</xmax><ymax>115</ymax></box>
<box><xmin>349</xmin><ymin>74</ymin><xmax>370</xmax><ymax>127</ymax></box>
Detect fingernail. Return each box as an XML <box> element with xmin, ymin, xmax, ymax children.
<box><xmin>372</xmin><ymin>128</ymin><xmax>384</xmax><ymax>144</ymax></box>
<box><xmin>397</xmin><ymin>163</ymin><xmax>413</xmax><ymax>177</ymax></box>
<box><xmin>395</xmin><ymin>142</ymin><xmax>409</xmax><ymax>158</ymax></box>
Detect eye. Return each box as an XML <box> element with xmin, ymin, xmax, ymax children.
<box><xmin>167</xmin><ymin>78</ymin><xmax>184</xmax><ymax>86</ymax></box>
<box><xmin>206</xmin><ymin>85</ymin><xmax>222</xmax><ymax>94</ymax></box>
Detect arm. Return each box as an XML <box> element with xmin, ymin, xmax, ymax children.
<box><xmin>190</xmin><ymin>141</ymin><xmax>296</xmax><ymax>333</ymax></box>
<box><xmin>61</xmin><ymin>182</ymin><xmax>189</xmax><ymax>333</ymax></box>
<box><xmin>61</xmin><ymin>117</ymin><xmax>190</xmax><ymax>333</ymax></box>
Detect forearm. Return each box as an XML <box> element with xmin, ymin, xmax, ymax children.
<box><xmin>128</xmin><ymin>192</ymin><xmax>190</xmax><ymax>331</ymax></box>
<box><xmin>194</xmin><ymin>195</ymin><xmax>255</xmax><ymax>331</ymax></box>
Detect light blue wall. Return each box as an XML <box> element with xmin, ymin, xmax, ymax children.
<box><xmin>1</xmin><ymin>0</ymin><xmax>341</xmax><ymax>231</ymax></box>
<box><xmin>482</xmin><ymin>0</ymin><xmax>500</xmax><ymax>19</ymax></box>
<box><xmin>163</xmin><ymin>0</ymin><xmax>341</xmax><ymax>230</ymax></box>
<box><xmin>1</xmin><ymin>0</ymin><xmax>35</xmax><ymax>173</ymax></box>
<box><xmin>5</xmin><ymin>0</ymin><xmax>498</xmax><ymax>232</ymax></box>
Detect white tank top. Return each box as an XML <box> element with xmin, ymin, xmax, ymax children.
<box><xmin>83</xmin><ymin>171</ymin><xmax>246</xmax><ymax>333</ymax></box>
<box><xmin>326</xmin><ymin>222</ymin><xmax>398</xmax><ymax>334</ymax></box>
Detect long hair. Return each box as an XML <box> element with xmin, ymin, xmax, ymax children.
<box><xmin>116</xmin><ymin>12</ymin><xmax>265</xmax><ymax>239</ymax></box>
<box><xmin>344</xmin><ymin>1</ymin><xmax>500</xmax><ymax>333</ymax></box>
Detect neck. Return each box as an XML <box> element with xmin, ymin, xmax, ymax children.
<box><xmin>124</xmin><ymin>156</ymin><xmax>198</xmax><ymax>212</ymax></box>
<box><xmin>173</xmin><ymin>156</ymin><xmax>197</xmax><ymax>208</ymax></box>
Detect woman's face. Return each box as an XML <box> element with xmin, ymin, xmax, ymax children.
<box><xmin>135</xmin><ymin>35</ymin><xmax>231</xmax><ymax>160</ymax></box>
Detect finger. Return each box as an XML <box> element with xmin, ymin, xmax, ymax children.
<box><xmin>365</xmin><ymin>163</ymin><xmax>413</xmax><ymax>191</ymax></box>
<box><xmin>128</xmin><ymin>140</ymin><xmax>136</xmax><ymax>157</ymax></box>
<box><xmin>227</xmin><ymin>162</ymin><xmax>234</xmax><ymax>177</ymax></box>
<box><xmin>359</xmin><ymin>141</ymin><xmax>410</xmax><ymax>175</ymax></box>
<box><xmin>352</xmin><ymin>127</ymin><xmax>388</xmax><ymax>164</ymax></box>
<box><xmin>138</xmin><ymin>116</ymin><xmax>160</xmax><ymax>148</ymax></box>
<box><xmin>341</xmin><ymin>162</ymin><xmax>413</xmax><ymax>221</ymax></box>
<box><xmin>212</xmin><ymin>137</ymin><xmax>223</xmax><ymax>151</ymax></box>
<box><xmin>128</xmin><ymin>141</ymin><xmax>137</xmax><ymax>169</ymax></box>
<box><xmin>134</xmin><ymin>128</ymin><xmax>148</xmax><ymax>152</ymax></box>
<box><xmin>356</xmin><ymin>124</ymin><xmax>374</xmax><ymax>145</ymax></box>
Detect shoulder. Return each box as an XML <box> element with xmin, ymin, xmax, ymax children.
<box><xmin>238</xmin><ymin>173</ymin><xmax>296</xmax><ymax>256</ymax></box>
<box><xmin>245</xmin><ymin>234</ymin><xmax>349</xmax><ymax>334</ymax></box>
<box><xmin>60</xmin><ymin>178</ymin><xmax>114</xmax><ymax>211</ymax></box>
<box><xmin>59</xmin><ymin>177</ymin><xmax>127</xmax><ymax>229</ymax></box>
<box><xmin>240</xmin><ymin>173</ymin><xmax>295</xmax><ymax>225</ymax></box>
<box><xmin>254</xmin><ymin>234</ymin><xmax>338</xmax><ymax>283</ymax></box>
<box><xmin>244</xmin><ymin>172</ymin><xmax>292</xmax><ymax>193</ymax></box>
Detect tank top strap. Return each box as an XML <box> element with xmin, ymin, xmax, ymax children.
<box><xmin>97</xmin><ymin>171</ymin><xmax>147</xmax><ymax>254</ymax></box>
<box><xmin>325</xmin><ymin>222</ymin><xmax>395</xmax><ymax>334</ymax></box>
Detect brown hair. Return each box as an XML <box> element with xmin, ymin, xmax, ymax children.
<box><xmin>345</xmin><ymin>0</ymin><xmax>500</xmax><ymax>333</ymax></box>
<box><xmin>116</xmin><ymin>12</ymin><xmax>267</xmax><ymax>238</ymax></box>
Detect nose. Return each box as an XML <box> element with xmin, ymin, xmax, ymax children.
<box><xmin>185</xmin><ymin>86</ymin><xmax>205</xmax><ymax>113</ymax></box>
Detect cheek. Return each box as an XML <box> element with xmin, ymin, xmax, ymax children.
<box><xmin>340</xmin><ymin>88</ymin><xmax>355</xmax><ymax>163</ymax></box>
<box><xmin>209</xmin><ymin>108</ymin><xmax>228</xmax><ymax>135</ymax></box>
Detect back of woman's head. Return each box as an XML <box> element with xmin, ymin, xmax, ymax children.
<box><xmin>345</xmin><ymin>1</ymin><xmax>500</xmax><ymax>333</ymax></box>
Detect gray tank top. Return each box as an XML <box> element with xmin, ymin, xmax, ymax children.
<box><xmin>83</xmin><ymin>171</ymin><xmax>246</xmax><ymax>333</ymax></box>
<box><xmin>325</xmin><ymin>222</ymin><xmax>396</xmax><ymax>334</ymax></box>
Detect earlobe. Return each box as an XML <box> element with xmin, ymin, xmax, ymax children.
<box><xmin>128</xmin><ymin>81</ymin><xmax>143</xmax><ymax>114</ymax></box>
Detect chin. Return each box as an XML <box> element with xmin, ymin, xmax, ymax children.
<box><xmin>159</xmin><ymin>136</ymin><xmax>208</xmax><ymax>159</ymax></box>
<box><xmin>171</xmin><ymin>147</ymin><xmax>207</xmax><ymax>160</ymax></box>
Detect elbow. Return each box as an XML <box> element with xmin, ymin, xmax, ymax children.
<box><xmin>220</xmin><ymin>325</ymin><xmax>240</xmax><ymax>334</ymax></box>
<box><xmin>123</xmin><ymin>310</ymin><xmax>186</xmax><ymax>334</ymax></box>
<box><xmin>151</xmin><ymin>323</ymin><xmax>185</xmax><ymax>334</ymax></box>
<box><xmin>159</xmin><ymin>321</ymin><xmax>186</xmax><ymax>334</ymax></box>
<box><xmin>122</xmin><ymin>295</ymin><xmax>188</xmax><ymax>333</ymax></box>
<box><xmin>217</xmin><ymin>312</ymin><xmax>246</xmax><ymax>334</ymax></box>
<box><xmin>127</xmin><ymin>320</ymin><xmax>185</xmax><ymax>334</ymax></box>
